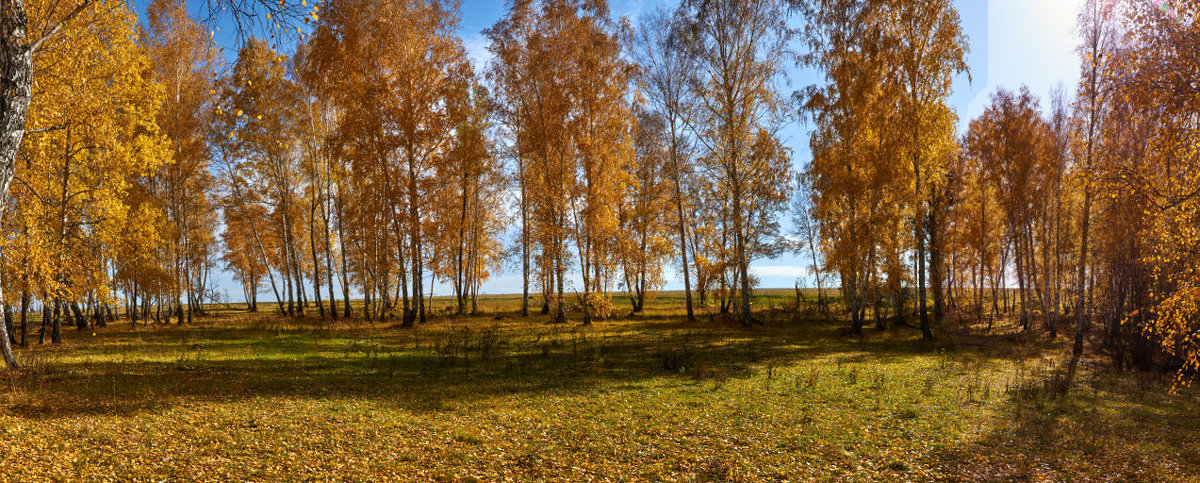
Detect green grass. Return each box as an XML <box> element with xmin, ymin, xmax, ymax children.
<box><xmin>1</xmin><ymin>292</ymin><xmax>1197</xmax><ymax>481</ymax></box>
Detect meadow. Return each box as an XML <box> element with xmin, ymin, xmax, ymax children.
<box><xmin>1</xmin><ymin>291</ymin><xmax>1197</xmax><ymax>481</ymax></box>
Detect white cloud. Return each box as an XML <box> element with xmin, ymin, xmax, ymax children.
<box><xmin>462</xmin><ymin>32</ymin><xmax>492</xmax><ymax>75</ymax></box>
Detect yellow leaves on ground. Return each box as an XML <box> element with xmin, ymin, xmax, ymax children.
<box><xmin>0</xmin><ymin>306</ymin><xmax>1197</xmax><ymax>481</ymax></box>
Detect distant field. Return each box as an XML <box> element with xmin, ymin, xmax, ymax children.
<box><xmin>1</xmin><ymin>293</ymin><xmax>1197</xmax><ymax>481</ymax></box>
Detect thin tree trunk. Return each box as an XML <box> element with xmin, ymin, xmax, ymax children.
<box><xmin>669</xmin><ymin>119</ymin><xmax>694</xmax><ymax>322</ymax></box>
<box><xmin>732</xmin><ymin>171</ymin><xmax>751</xmax><ymax>326</ymax></box>
<box><xmin>336</xmin><ymin>190</ymin><xmax>352</xmax><ymax>318</ymax></box>
<box><xmin>51</xmin><ymin>299</ymin><xmax>61</xmax><ymax>344</ymax></box>
<box><xmin>228</xmin><ymin>169</ymin><xmax>285</xmax><ymax>314</ymax></box>
<box><xmin>322</xmin><ymin>182</ymin><xmax>338</xmax><ymax>318</ymax></box>
<box><xmin>456</xmin><ymin>170</ymin><xmax>469</xmax><ymax>315</ymax></box>
<box><xmin>19</xmin><ymin>287</ymin><xmax>28</xmax><ymax>347</ymax></box>
<box><xmin>1074</xmin><ymin>192</ymin><xmax>1093</xmax><ymax>359</ymax></box>
<box><xmin>1016</xmin><ymin>232</ymin><xmax>1029</xmax><ymax>331</ymax></box>
<box><xmin>407</xmin><ymin>155</ymin><xmax>425</xmax><ymax>325</ymax></box>
<box><xmin>914</xmin><ymin>160</ymin><xmax>930</xmax><ymax>339</ymax></box>
<box><xmin>309</xmin><ymin>191</ymin><xmax>325</xmax><ymax>319</ymax></box>
<box><xmin>554</xmin><ymin>213</ymin><xmax>567</xmax><ymax>324</ymax></box>
<box><xmin>39</xmin><ymin>297</ymin><xmax>49</xmax><ymax>344</ymax></box>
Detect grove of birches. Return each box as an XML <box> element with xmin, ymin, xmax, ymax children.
<box><xmin>0</xmin><ymin>0</ymin><xmax>1198</xmax><ymax>390</ymax></box>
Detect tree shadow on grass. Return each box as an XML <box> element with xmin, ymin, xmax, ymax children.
<box><xmin>0</xmin><ymin>312</ymin><xmax>1122</xmax><ymax>424</ymax></box>
<box><xmin>931</xmin><ymin>361</ymin><xmax>1200</xmax><ymax>481</ymax></box>
<box><xmin>4</xmin><ymin>318</ymin><xmax>813</xmax><ymax>419</ymax></box>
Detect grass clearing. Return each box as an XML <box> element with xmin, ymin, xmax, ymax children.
<box><xmin>1</xmin><ymin>292</ymin><xmax>1197</xmax><ymax>481</ymax></box>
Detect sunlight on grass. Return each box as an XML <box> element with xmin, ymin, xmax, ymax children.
<box><xmin>1</xmin><ymin>293</ymin><xmax>1197</xmax><ymax>480</ymax></box>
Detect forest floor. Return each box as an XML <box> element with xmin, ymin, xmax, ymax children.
<box><xmin>1</xmin><ymin>291</ymin><xmax>1198</xmax><ymax>481</ymax></box>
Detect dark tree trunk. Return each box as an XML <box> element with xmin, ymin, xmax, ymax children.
<box><xmin>554</xmin><ymin>224</ymin><xmax>567</xmax><ymax>324</ymax></box>
<box><xmin>519</xmin><ymin>156</ymin><xmax>530</xmax><ymax>318</ymax></box>
<box><xmin>51</xmin><ymin>300</ymin><xmax>62</xmax><ymax>344</ymax></box>
<box><xmin>70</xmin><ymin>303</ymin><xmax>86</xmax><ymax>330</ymax></box>
<box><xmin>407</xmin><ymin>155</ymin><xmax>425</xmax><ymax>325</ymax></box>
<box><xmin>1073</xmin><ymin>192</ymin><xmax>1093</xmax><ymax>359</ymax></box>
<box><xmin>929</xmin><ymin>189</ymin><xmax>945</xmax><ymax>326</ymax></box>
<box><xmin>19</xmin><ymin>289</ymin><xmax>28</xmax><ymax>347</ymax></box>
<box><xmin>39</xmin><ymin>300</ymin><xmax>48</xmax><ymax>344</ymax></box>
<box><xmin>336</xmin><ymin>191</ymin><xmax>352</xmax><ymax>318</ymax></box>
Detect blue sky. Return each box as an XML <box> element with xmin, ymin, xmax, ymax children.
<box><xmin>129</xmin><ymin>0</ymin><xmax>1084</xmax><ymax>300</ymax></box>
